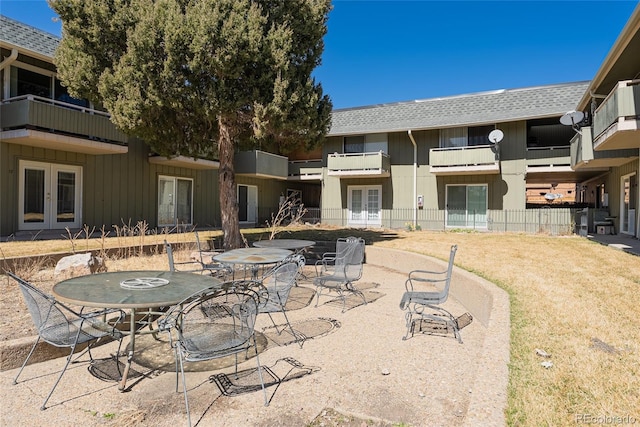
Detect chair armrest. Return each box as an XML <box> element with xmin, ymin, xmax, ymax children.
<box><xmin>404</xmin><ymin>269</ymin><xmax>448</xmax><ymax>291</ymax></box>
<box><xmin>315</xmin><ymin>252</ymin><xmax>337</xmax><ymax>276</ymax></box>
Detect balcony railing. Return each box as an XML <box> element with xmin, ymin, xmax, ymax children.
<box><xmin>288</xmin><ymin>159</ymin><xmax>322</xmax><ymax>180</ymax></box>
<box><xmin>526</xmin><ymin>146</ymin><xmax>571</xmax><ymax>172</ymax></box>
<box><xmin>592</xmin><ymin>79</ymin><xmax>640</xmax><ymax>151</ymax></box>
<box><xmin>235</xmin><ymin>150</ymin><xmax>288</xmax><ymax>179</ymax></box>
<box><xmin>429</xmin><ymin>145</ymin><xmax>499</xmax><ymax>175</ymax></box>
<box><xmin>571</xmin><ymin>126</ymin><xmax>637</xmax><ymax>169</ymax></box>
<box><xmin>327</xmin><ymin>151</ymin><xmax>390</xmax><ymax>177</ymax></box>
<box><xmin>0</xmin><ymin>95</ymin><xmax>128</xmax><ymax>148</ymax></box>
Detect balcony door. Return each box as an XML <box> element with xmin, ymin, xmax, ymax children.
<box><xmin>348</xmin><ymin>185</ymin><xmax>381</xmax><ymax>227</ymax></box>
<box><xmin>446</xmin><ymin>184</ymin><xmax>488</xmax><ymax>228</ymax></box>
<box><xmin>620</xmin><ymin>173</ymin><xmax>636</xmax><ymax>235</ymax></box>
<box><xmin>18</xmin><ymin>160</ymin><xmax>82</xmax><ymax>230</ymax></box>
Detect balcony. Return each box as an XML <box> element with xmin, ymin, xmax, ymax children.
<box><xmin>235</xmin><ymin>150</ymin><xmax>288</xmax><ymax>180</ymax></box>
<box><xmin>429</xmin><ymin>145</ymin><xmax>499</xmax><ymax>175</ymax></box>
<box><xmin>592</xmin><ymin>79</ymin><xmax>640</xmax><ymax>151</ymax></box>
<box><xmin>0</xmin><ymin>95</ymin><xmax>128</xmax><ymax>154</ymax></box>
<box><xmin>526</xmin><ymin>146</ymin><xmax>572</xmax><ymax>174</ymax></box>
<box><xmin>327</xmin><ymin>151</ymin><xmax>390</xmax><ymax>178</ymax></box>
<box><xmin>288</xmin><ymin>159</ymin><xmax>322</xmax><ymax>180</ymax></box>
<box><xmin>571</xmin><ymin>126</ymin><xmax>638</xmax><ymax>169</ymax></box>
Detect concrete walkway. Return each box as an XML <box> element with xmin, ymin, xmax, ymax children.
<box><xmin>0</xmin><ymin>246</ymin><xmax>510</xmax><ymax>427</ymax></box>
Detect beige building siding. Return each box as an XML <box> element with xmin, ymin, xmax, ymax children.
<box><xmin>605</xmin><ymin>158</ymin><xmax>640</xmax><ymax>232</ymax></box>
<box><xmin>319</xmin><ymin>122</ymin><xmax>533</xmax><ymax>228</ymax></box>
<box><xmin>496</xmin><ymin>121</ymin><xmax>527</xmax><ymax>211</ymax></box>
<box><xmin>0</xmin><ymin>138</ymin><xmax>223</xmax><ymax>234</ymax></box>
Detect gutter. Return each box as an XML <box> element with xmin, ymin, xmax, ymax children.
<box><xmin>0</xmin><ymin>49</ymin><xmax>18</xmax><ymax>100</ymax></box>
<box><xmin>408</xmin><ymin>130</ymin><xmax>418</xmax><ymax>227</ymax></box>
<box><xmin>0</xmin><ymin>48</ymin><xmax>18</xmax><ymax>71</ymax></box>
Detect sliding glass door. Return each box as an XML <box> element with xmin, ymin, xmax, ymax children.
<box><xmin>158</xmin><ymin>176</ymin><xmax>193</xmax><ymax>227</ymax></box>
<box><xmin>446</xmin><ymin>184</ymin><xmax>487</xmax><ymax>228</ymax></box>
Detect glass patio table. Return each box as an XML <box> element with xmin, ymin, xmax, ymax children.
<box><xmin>53</xmin><ymin>270</ymin><xmax>220</xmax><ymax>391</ymax></box>
<box><xmin>212</xmin><ymin>247</ymin><xmax>292</xmax><ymax>279</ymax></box>
<box><xmin>253</xmin><ymin>239</ymin><xmax>316</xmax><ymax>251</ymax></box>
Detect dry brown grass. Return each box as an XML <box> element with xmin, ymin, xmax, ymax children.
<box><xmin>1</xmin><ymin>227</ymin><xmax>639</xmax><ymax>426</ymax></box>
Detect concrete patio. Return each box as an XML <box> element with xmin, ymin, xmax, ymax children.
<box><xmin>0</xmin><ymin>246</ymin><xmax>510</xmax><ymax>426</ymax></box>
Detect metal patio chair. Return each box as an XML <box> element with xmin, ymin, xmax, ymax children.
<box><xmin>7</xmin><ymin>272</ymin><xmax>125</xmax><ymax>410</ymax></box>
<box><xmin>259</xmin><ymin>261</ymin><xmax>305</xmax><ymax>346</ymax></box>
<box><xmin>165</xmin><ymin>239</ymin><xmax>231</xmax><ymax>277</ymax></box>
<box><xmin>157</xmin><ymin>282</ymin><xmax>268</xmax><ymax>426</ymax></box>
<box><xmin>314</xmin><ymin>236</ymin><xmax>366</xmax><ymax>312</ymax></box>
<box><xmin>399</xmin><ymin>245</ymin><xmax>467</xmax><ymax>343</ymax></box>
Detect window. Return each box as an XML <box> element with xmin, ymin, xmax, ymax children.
<box><xmin>16</xmin><ymin>68</ymin><xmax>51</xmax><ymax>98</ymax></box>
<box><xmin>343</xmin><ymin>133</ymin><xmax>388</xmax><ymax>154</ymax></box>
<box><xmin>158</xmin><ymin>176</ymin><xmax>193</xmax><ymax>227</ymax></box>
<box><xmin>446</xmin><ymin>184</ymin><xmax>487</xmax><ymax>228</ymax></box>
<box><xmin>344</xmin><ymin>136</ymin><xmax>365</xmax><ymax>154</ymax></box>
<box><xmin>440</xmin><ymin>125</ymin><xmax>494</xmax><ymax>148</ymax></box>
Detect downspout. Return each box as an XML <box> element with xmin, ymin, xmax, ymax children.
<box><xmin>408</xmin><ymin>130</ymin><xmax>417</xmax><ymax>228</ymax></box>
<box><xmin>0</xmin><ymin>49</ymin><xmax>18</xmax><ymax>100</ymax></box>
<box><xmin>0</xmin><ymin>48</ymin><xmax>18</xmax><ymax>71</ymax></box>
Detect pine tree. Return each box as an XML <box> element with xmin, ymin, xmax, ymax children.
<box><xmin>51</xmin><ymin>0</ymin><xmax>332</xmax><ymax>249</ymax></box>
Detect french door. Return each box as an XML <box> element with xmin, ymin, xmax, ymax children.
<box><xmin>347</xmin><ymin>185</ymin><xmax>381</xmax><ymax>226</ymax></box>
<box><xmin>158</xmin><ymin>176</ymin><xmax>193</xmax><ymax>227</ymax></box>
<box><xmin>238</xmin><ymin>184</ymin><xmax>258</xmax><ymax>224</ymax></box>
<box><xmin>18</xmin><ymin>160</ymin><xmax>82</xmax><ymax>230</ymax></box>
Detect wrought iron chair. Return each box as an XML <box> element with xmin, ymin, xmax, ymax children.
<box><xmin>165</xmin><ymin>239</ymin><xmax>231</xmax><ymax>277</ymax></box>
<box><xmin>157</xmin><ymin>282</ymin><xmax>268</xmax><ymax>426</ymax></box>
<box><xmin>259</xmin><ymin>261</ymin><xmax>305</xmax><ymax>346</ymax></box>
<box><xmin>7</xmin><ymin>272</ymin><xmax>125</xmax><ymax>410</ymax></box>
<box><xmin>314</xmin><ymin>236</ymin><xmax>366</xmax><ymax>312</ymax></box>
<box><xmin>399</xmin><ymin>245</ymin><xmax>467</xmax><ymax>343</ymax></box>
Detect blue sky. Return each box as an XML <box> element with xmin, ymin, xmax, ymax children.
<box><xmin>1</xmin><ymin>0</ymin><xmax>638</xmax><ymax>109</ymax></box>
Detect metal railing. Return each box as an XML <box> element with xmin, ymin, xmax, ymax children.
<box><xmin>255</xmin><ymin>206</ymin><xmax>578</xmax><ymax>235</ymax></box>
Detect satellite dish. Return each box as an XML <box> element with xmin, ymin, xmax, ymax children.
<box><xmin>544</xmin><ymin>193</ymin><xmax>563</xmax><ymax>201</ymax></box>
<box><xmin>560</xmin><ymin>110</ymin><xmax>584</xmax><ymax>126</ymax></box>
<box><xmin>488</xmin><ymin>129</ymin><xmax>504</xmax><ymax>144</ymax></box>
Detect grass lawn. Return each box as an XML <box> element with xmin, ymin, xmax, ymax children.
<box><xmin>1</xmin><ymin>226</ymin><xmax>639</xmax><ymax>426</ymax></box>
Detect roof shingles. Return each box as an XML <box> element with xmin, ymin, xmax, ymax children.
<box><xmin>1</xmin><ymin>15</ymin><xmax>59</xmax><ymax>58</ymax></box>
<box><xmin>329</xmin><ymin>82</ymin><xmax>590</xmax><ymax>136</ymax></box>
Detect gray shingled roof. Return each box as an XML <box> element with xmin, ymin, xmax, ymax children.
<box><xmin>1</xmin><ymin>14</ymin><xmax>589</xmax><ymax>137</ymax></box>
<box><xmin>0</xmin><ymin>15</ymin><xmax>59</xmax><ymax>58</ymax></box>
<box><xmin>329</xmin><ymin>81</ymin><xmax>590</xmax><ymax>136</ymax></box>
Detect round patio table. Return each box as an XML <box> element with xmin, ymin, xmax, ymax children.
<box><xmin>53</xmin><ymin>270</ymin><xmax>220</xmax><ymax>391</ymax></box>
<box><xmin>212</xmin><ymin>247</ymin><xmax>292</xmax><ymax>279</ymax></box>
<box><xmin>253</xmin><ymin>239</ymin><xmax>315</xmax><ymax>251</ymax></box>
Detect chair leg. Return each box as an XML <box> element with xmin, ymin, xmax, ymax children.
<box><xmin>177</xmin><ymin>352</ymin><xmax>192</xmax><ymax>427</ymax></box>
<box><xmin>40</xmin><ymin>345</ymin><xmax>77</xmax><ymax>410</ymax></box>
<box><xmin>13</xmin><ymin>336</ymin><xmax>41</xmax><ymax>385</ymax></box>
<box><xmin>314</xmin><ymin>283</ymin><xmax>324</xmax><ymax>307</ymax></box>
<box><xmin>252</xmin><ymin>335</ymin><xmax>268</xmax><ymax>406</ymax></box>
<box><xmin>402</xmin><ymin>311</ymin><xmax>414</xmax><ymax>340</ymax></box>
<box><xmin>280</xmin><ymin>309</ymin><xmax>305</xmax><ymax>348</ymax></box>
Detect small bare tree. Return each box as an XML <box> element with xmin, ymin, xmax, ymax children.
<box><xmin>266</xmin><ymin>193</ymin><xmax>308</xmax><ymax>240</ymax></box>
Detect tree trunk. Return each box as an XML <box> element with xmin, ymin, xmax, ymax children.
<box><xmin>218</xmin><ymin>116</ymin><xmax>244</xmax><ymax>250</ymax></box>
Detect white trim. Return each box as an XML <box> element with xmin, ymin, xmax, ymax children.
<box><xmin>445</xmin><ymin>183</ymin><xmax>488</xmax><ymax>229</ymax></box>
<box><xmin>157</xmin><ymin>175</ymin><xmax>194</xmax><ymax>227</ymax></box>
<box><xmin>620</xmin><ymin>172</ymin><xmax>636</xmax><ymax>235</ymax></box>
<box><xmin>347</xmin><ymin>185</ymin><xmax>382</xmax><ymax>227</ymax></box>
<box><xmin>18</xmin><ymin>160</ymin><xmax>83</xmax><ymax>230</ymax></box>
<box><xmin>237</xmin><ymin>184</ymin><xmax>258</xmax><ymax>224</ymax></box>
